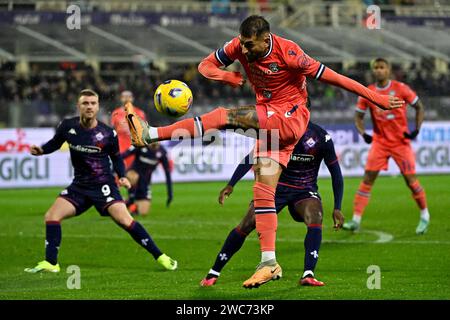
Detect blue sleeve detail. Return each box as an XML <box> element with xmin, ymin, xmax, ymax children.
<box><xmin>215</xmin><ymin>47</ymin><xmax>233</xmax><ymax>67</ymax></box>
<box><xmin>228</xmin><ymin>153</ymin><xmax>253</xmax><ymax>187</ymax></box>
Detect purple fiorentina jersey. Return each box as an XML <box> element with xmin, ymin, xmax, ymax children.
<box><xmin>277</xmin><ymin>122</ymin><xmax>338</xmax><ymax>192</ymax></box>
<box><xmin>41</xmin><ymin>117</ymin><xmax>123</xmax><ymax>186</ymax></box>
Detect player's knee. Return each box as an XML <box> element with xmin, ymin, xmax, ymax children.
<box><xmin>239</xmin><ymin>216</ymin><xmax>256</xmax><ymax>234</ymax></box>
<box><xmin>44</xmin><ymin>210</ymin><xmax>60</xmax><ymax>222</ymax></box>
<box><xmin>303</xmin><ymin>210</ymin><xmax>323</xmax><ymax>225</ymax></box>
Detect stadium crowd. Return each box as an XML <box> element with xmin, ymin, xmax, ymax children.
<box><xmin>0</xmin><ymin>60</ymin><xmax>448</xmax><ymax>127</ymax></box>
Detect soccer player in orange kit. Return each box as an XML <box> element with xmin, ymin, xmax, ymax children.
<box><xmin>125</xmin><ymin>16</ymin><xmax>403</xmax><ymax>288</ymax></box>
<box><xmin>110</xmin><ymin>91</ymin><xmax>146</xmax><ymax>169</ymax></box>
<box><xmin>343</xmin><ymin>58</ymin><xmax>430</xmax><ymax>234</ymax></box>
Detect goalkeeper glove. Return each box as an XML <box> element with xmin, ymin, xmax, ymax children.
<box><xmin>362</xmin><ymin>133</ymin><xmax>373</xmax><ymax>144</ymax></box>
<box><xmin>403</xmin><ymin>129</ymin><xmax>419</xmax><ymax>140</ymax></box>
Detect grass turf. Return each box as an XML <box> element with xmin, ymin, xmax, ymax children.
<box><xmin>0</xmin><ymin>175</ymin><xmax>449</xmax><ymax>300</ymax></box>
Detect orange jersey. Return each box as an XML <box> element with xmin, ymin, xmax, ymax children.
<box><xmin>217</xmin><ymin>33</ymin><xmax>323</xmax><ymax>107</ymax></box>
<box><xmin>111</xmin><ymin>106</ymin><xmax>147</xmax><ymax>167</ymax></box>
<box><xmin>356</xmin><ymin>80</ymin><xmax>418</xmax><ymax>145</ymax></box>
<box><xmin>111</xmin><ymin>106</ymin><xmax>146</xmax><ymax>139</ymax></box>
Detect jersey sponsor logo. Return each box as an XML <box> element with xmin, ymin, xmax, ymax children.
<box><xmin>386</xmin><ymin>113</ymin><xmax>395</xmax><ymax>120</ymax></box>
<box><xmin>95</xmin><ymin>132</ymin><xmax>104</xmax><ymax>141</ymax></box>
<box><xmin>68</xmin><ymin>128</ymin><xmax>77</xmax><ymax>135</ymax></box>
<box><xmin>69</xmin><ymin>144</ymin><xmax>102</xmax><ymax>153</ymax></box>
<box><xmin>290</xmin><ymin>153</ymin><xmax>314</xmax><ymax>162</ymax></box>
<box><xmin>288</xmin><ymin>49</ymin><xmax>297</xmax><ymax>56</ymax></box>
<box><xmin>306</xmin><ymin>137</ymin><xmax>316</xmax><ymax>147</ymax></box>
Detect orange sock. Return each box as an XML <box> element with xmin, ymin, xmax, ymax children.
<box><xmin>253</xmin><ymin>182</ymin><xmax>277</xmax><ymax>252</ymax></box>
<box><xmin>353</xmin><ymin>182</ymin><xmax>372</xmax><ymax>217</ymax></box>
<box><xmin>408</xmin><ymin>180</ymin><xmax>427</xmax><ymax>210</ymax></box>
<box><xmin>156</xmin><ymin>107</ymin><xmax>228</xmax><ymax>140</ymax></box>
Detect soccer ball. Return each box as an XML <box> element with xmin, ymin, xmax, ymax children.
<box><xmin>154</xmin><ymin>80</ymin><xmax>193</xmax><ymax>117</ymax></box>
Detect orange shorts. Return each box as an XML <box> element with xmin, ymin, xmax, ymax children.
<box><xmin>365</xmin><ymin>140</ymin><xmax>416</xmax><ymax>174</ymax></box>
<box><xmin>255</xmin><ymin>102</ymin><xmax>310</xmax><ymax>167</ymax></box>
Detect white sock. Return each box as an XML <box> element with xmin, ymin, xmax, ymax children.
<box><xmin>208</xmin><ymin>269</ymin><xmax>220</xmax><ymax>277</ymax></box>
<box><xmin>352</xmin><ymin>214</ymin><xmax>362</xmax><ymax>224</ymax></box>
<box><xmin>261</xmin><ymin>251</ymin><xmax>276</xmax><ymax>263</ymax></box>
<box><xmin>420</xmin><ymin>208</ymin><xmax>430</xmax><ymax>221</ymax></box>
<box><xmin>149</xmin><ymin>126</ymin><xmax>158</xmax><ymax>141</ymax></box>
<box><xmin>302</xmin><ymin>270</ymin><xmax>314</xmax><ymax>278</ymax></box>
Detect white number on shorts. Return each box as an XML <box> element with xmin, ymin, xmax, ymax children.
<box><xmin>101</xmin><ymin>184</ymin><xmax>111</xmax><ymax>197</ymax></box>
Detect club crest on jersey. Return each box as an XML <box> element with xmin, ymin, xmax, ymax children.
<box><xmin>268</xmin><ymin>63</ymin><xmax>279</xmax><ymax>73</ymax></box>
<box><xmin>389</xmin><ymin>90</ymin><xmax>396</xmax><ymax>96</ymax></box>
<box><xmin>263</xmin><ymin>90</ymin><xmax>272</xmax><ymax>99</ymax></box>
<box><xmin>95</xmin><ymin>132</ymin><xmax>104</xmax><ymax>141</ymax></box>
<box><xmin>306</xmin><ymin>137</ymin><xmax>316</xmax><ymax>147</ymax></box>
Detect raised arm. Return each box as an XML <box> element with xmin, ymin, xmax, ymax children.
<box><xmin>319</xmin><ymin>67</ymin><xmax>403</xmax><ymax>110</ymax></box>
<box><xmin>198</xmin><ymin>38</ymin><xmax>244</xmax><ymax>88</ymax></box>
<box><xmin>31</xmin><ymin>120</ymin><xmax>67</xmax><ymax>156</ymax></box>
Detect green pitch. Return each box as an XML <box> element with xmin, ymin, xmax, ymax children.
<box><xmin>1</xmin><ymin>175</ymin><xmax>449</xmax><ymax>300</ymax></box>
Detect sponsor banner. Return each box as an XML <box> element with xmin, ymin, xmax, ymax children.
<box><xmin>0</xmin><ymin>122</ymin><xmax>449</xmax><ymax>188</ymax></box>
<box><xmin>0</xmin><ymin>11</ymin><xmax>244</xmax><ymax>27</ymax></box>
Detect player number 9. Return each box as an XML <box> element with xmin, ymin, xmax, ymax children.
<box><xmin>101</xmin><ymin>184</ymin><xmax>111</xmax><ymax>197</ymax></box>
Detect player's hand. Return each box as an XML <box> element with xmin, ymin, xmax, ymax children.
<box><xmin>378</xmin><ymin>95</ymin><xmax>404</xmax><ymax>110</ymax></box>
<box><xmin>223</xmin><ymin>71</ymin><xmax>245</xmax><ymax>88</ymax></box>
<box><xmin>166</xmin><ymin>195</ymin><xmax>173</xmax><ymax>208</ymax></box>
<box><xmin>362</xmin><ymin>133</ymin><xmax>373</xmax><ymax>144</ymax></box>
<box><xmin>332</xmin><ymin>209</ymin><xmax>344</xmax><ymax>230</ymax></box>
<box><xmin>118</xmin><ymin>177</ymin><xmax>131</xmax><ymax>189</ymax></box>
<box><xmin>30</xmin><ymin>145</ymin><xmax>44</xmax><ymax>156</ymax></box>
<box><xmin>403</xmin><ymin>129</ymin><xmax>419</xmax><ymax>140</ymax></box>
<box><xmin>218</xmin><ymin>185</ymin><xmax>233</xmax><ymax>205</ymax></box>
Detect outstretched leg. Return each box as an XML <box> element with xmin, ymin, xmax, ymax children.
<box><xmin>125</xmin><ymin>103</ymin><xmax>259</xmax><ymax>146</ymax></box>
<box><xmin>108</xmin><ymin>202</ymin><xmax>177</xmax><ymax>271</ymax></box>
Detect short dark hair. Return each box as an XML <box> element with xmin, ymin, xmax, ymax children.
<box><xmin>239</xmin><ymin>15</ymin><xmax>270</xmax><ymax>38</ymax></box>
<box><xmin>78</xmin><ymin>89</ymin><xmax>99</xmax><ymax>99</ymax></box>
<box><xmin>371</xmin><ymin>57</ymin><xmax>390</xmax><ymax>68</ymax></box>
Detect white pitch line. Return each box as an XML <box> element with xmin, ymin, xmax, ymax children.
<box><xmin>2</xmin><ymin>230</ymin><xmax>448</xmax><ymax>245</ymax></box>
